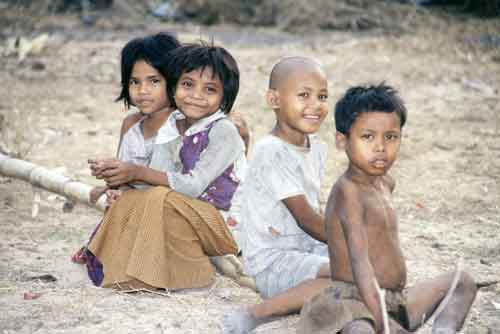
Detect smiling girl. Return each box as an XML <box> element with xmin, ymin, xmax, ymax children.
<box><xmin>86</xmin><ymin>42</ymin><xmax>246</xmax><ymax>290</ymax></box>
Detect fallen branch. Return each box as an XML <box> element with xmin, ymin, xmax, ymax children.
<box><xmin>0</xmin><ymin>152</ymin><xmax>106</xmax><ymax>211</ymax></box>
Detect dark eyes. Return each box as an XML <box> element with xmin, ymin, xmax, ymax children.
<box><xmin>129</xmin><ymin>78</ymin><xmax>162</xmax><ymax>86</ymax></box>
<box><xmin>298</xmin><ymin>92</ymin><xmax>328</xmax><ymax>100</ymax></box>
<box><xmin>386</xmin><ymin>134</ymin><xmax>400</xmax><ymax>140</ymax></box>
<box><xmin>361</xmin><ymin>134</ymin><xmax>400</xmax><ymax>140</ymax></box>
<box><xmin>361</xmin><ymin>134</ymin><xmax>374</xmax><ymax>140</ymax></box>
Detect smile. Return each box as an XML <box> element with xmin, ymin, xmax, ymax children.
<box><xmin>303</xmin><ymin>115</ymin><xmax>321</xmax><ymax>120</ymax></box>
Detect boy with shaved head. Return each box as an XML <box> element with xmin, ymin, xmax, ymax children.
<box><xmin>222</xmin><ymin>56</ymin><xmax>332</xmax><ymax>333</ymax></box>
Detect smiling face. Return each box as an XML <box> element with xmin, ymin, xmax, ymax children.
<box><xmin>174</xmin><ymin>66</ymin><xmax>224</xmax><ymax>125</ymax></box>
<box><xmin>128</xmin><ymin>60</ymin><xmax>169</xmax><ymax>115</ymax></box>
<box><xmin>269</xmin><ymin>64</ymin><xmax>329</xmax><ymax>146</ymax></box>
<box><xmin>340</xmin><ymin>111</ymin><xmax>402</xmax><ymax>177</ymax></box>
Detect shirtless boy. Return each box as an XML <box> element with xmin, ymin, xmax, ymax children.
<box><xmin>299</xmin><ymin>84</ymin><xmax>477</xmax><ymax>334</ymax></box>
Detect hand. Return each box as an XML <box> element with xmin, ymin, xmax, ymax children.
<box><xmin>89</xmin><ymin>158</ymin><xmax>137</xmax><ymax>187</ymax></box>
<box><xmin>89</xmin><ymin>186</ymin><xmax>107</xmax><ymax>204</ymax></box>
<box><xmin>88</xmin><ymin>158</ymin><xmax>112</xmax><ymax>179</ymax></box>
<box><xmin>228</xmin><ymin>111</ymin><xmax>250</xmax><ymax>148</ymax></box>
<box><xmin>105</xmin><ymin>189</ymin><xmax>122</xmax><ymax>206</ymax></box>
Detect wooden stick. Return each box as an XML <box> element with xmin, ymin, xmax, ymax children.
<box><xmin>432</xmin><ymin>258</ymin><xmax>463</xmax><ymax>321</ymax></box>
<box><xmin>0</xmin><ymin>153</ymin><xmax>106</xmax><ymax>211</ymax></box>
<box><xmin>373</xmin><ymin>277</ymin><xmax>390</xmax><ymax>334</ymax></box>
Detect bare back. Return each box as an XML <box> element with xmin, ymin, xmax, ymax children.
<box><xmin>325</xmin><ymin>173</ymin><xmax>407</xmax><ymax>291</ymax></box>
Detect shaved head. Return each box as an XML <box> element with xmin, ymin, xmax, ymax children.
<box><xmin>269</xmin><ymin>56</ymin><xmax>324</xmax><ymax>90</ymax></box>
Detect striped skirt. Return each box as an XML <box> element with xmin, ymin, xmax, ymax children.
<box><xmin>87</xmin><ymin>186</ymin><xmax>238</xmax><ymax>290</ymax></box>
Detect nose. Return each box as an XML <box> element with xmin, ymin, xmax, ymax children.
<box><xmin>374</xmin><ymin>137</ymin><xmax>385</xmax><ymax>152</ymax></box>
<box><xmin>139</xmin><ymin>82</ymin><xmax>151</xmax><ymax>94</ymax></box>
<box><xmin>308</xmin><ymin>97</ymin><xmax>324</xmax><ymax>111</ymax></box>
<box><xmin>189</xmin><ymin>87</ymin><xmax>203</xmax><ymax>100</ymax></box>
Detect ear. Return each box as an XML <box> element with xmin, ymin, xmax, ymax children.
<box><xmin>335</xmin><ymin>132</ymin><xmax>347</xmax><ymax>150</ymax></box>
<box><xmin>266</xmin><ymin>89</ymin><xmax>280</xmax><ymax>110</ymax></box>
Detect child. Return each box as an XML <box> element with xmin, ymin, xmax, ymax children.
<box><xmin>71</xmin><ymin>31</ymin><xmax>180</xmax><ymax>266</ymax></box>
<box><xmin>298</xmin><ymin>84</ymin><xmax>477</xmax><ymax>334</ymax></box>
<box><xmin>86</xmin><ymin>42</ymin><xmax>246</xmax><ymax>290</ymax></box>
<box><xmin>222</xmin><ymin>56</ymin><xmax>332</xmax><ymax>334</ymax></box>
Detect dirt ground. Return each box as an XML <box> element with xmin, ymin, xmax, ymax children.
<box><xmin>0</xmin><ymin>6</ymin><xmax>499</xmax><ymax>334</ymax></box>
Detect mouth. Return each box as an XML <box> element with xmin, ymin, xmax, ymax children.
<box><xmin>137</xmin><ymin>100</ymin><xmax>153</xmax><ymax>107</ymax></box>
<box><xmin>370</xmin><ymin>158</ymin><xmax>388</xmax><ymax>169</ymax></box>
<box><xmin>303</xmin><ymin>115</ymin><xmax>321</xmax><ymax>121</ymax></box>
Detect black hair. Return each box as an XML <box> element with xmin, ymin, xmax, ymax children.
<box><xmin>116</xmin><ymin>32</ymin><xmax>181</xmax><ymax>108</ymax></box>
<box><xmin>165</xmin><ymin>42</ymin><xmax>240</xmax><ymax>114</ymax></box>
<box><xmin>334</xmin><ymin>83</ymin><xmax>407</xmax><ymax>134</ymax></box>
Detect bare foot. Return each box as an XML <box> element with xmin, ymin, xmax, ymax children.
<box><xmin>221</xmin><ymin>309</ymin><xmax>260</xmax><ymax>334</ymax></box>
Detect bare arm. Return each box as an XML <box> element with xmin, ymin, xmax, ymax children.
<box><xmin>283</xmin><ymin>195</ymin><xmax>326</xmax><ymax>242</ymax></box>
<box><xmin>116</xmin><ymin>112</ymin><xmax>142</xmax><ymax>157</ymax></box>
<box><xmin>337</xmin><ymin>186</ymin><xmax>385</xmax><ymax>333</ymax></box>
<box><xmin>90</xmin><ymin>159</ymin><xmax>169</xmax><ymax>188</ymax></box>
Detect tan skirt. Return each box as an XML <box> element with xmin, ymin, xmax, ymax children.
<box><xmin>87</xmin><ymin>186</ymin><xmax>238</xmax><ymax>290</ymax></box>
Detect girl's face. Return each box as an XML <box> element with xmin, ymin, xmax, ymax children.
<box><xmin>129</xmin><ymin>60</ymin><xmax>169</xmax><ymax>115</ymax></box>
<box><xmin>174</xmin><ymin>66</ymin><xmax>224</xmax><ymax>124</ymax></box>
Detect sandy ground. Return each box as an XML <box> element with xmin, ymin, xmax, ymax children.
<box><xmin>0</xmin><ymin>8</ymin><xmax>499</xmax><ymax>334</ymax></box>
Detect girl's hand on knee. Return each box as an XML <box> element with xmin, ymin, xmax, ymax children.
<box><xmin>105</xmin><ymin>189</ymin><xmax>122</xmax><ymax>206</ymax></box>
<box><xmin>89</xmin><ymin>186</ymin><xmax>107</xmax><ymax>204</ymax></box>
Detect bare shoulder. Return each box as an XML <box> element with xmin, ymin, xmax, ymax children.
<box><xmin>120</xmin><ymin>113</ymin><xmax>142</xmax><ymax>137</ymax></box>
<box><xmin>326</xmin><ymin>174</ymin><xmax>364</xmax><ymax>221</ymax></box>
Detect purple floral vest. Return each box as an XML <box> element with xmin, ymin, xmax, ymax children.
<box><xmin>179</xmin><ymin>120</ymin><xmax>239</xmax><ymax>211</ymax></box>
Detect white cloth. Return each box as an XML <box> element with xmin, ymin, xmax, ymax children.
<box><xmin>150</xmin><ymin>110</ymin><xmax>247</xmax><ymax>231</ymax></box>
<box><xmin>117</xmin><ymin>116</ymin><xmax>155</xmax><ymax>166</ymax></box>
<box><xmin>240</xmin><ymin>135</ymin><xmax>328</xmax><ymax>277</ymax></box>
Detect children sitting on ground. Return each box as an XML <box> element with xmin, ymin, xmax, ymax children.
<box><xmin>223</xmin><ymin>56</ymin><xmax>332</xmax><ymax>333</ymax></box>
<box><xmin>73</xmin><ymin>33</ymin><xmax>250</xmax><ymax>271</ymax></box>
<box><xmin>298</xmin><ymin>84</ymin><xmax>477</xmax><ymax>334</ymax></box>
<box><xmin>84</xmin><ymin>42</ymin><xmax>248</xmax><ymax>290</ymax></box>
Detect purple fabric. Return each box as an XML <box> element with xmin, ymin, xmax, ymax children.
<box><xmin>84</xmin><ymin>220</ymin><xmax>104</xmax><ymax>286</ymax></box>
<box><xmin>179</xmin><ymin>120</ymin><xmax>239</xmax><ymax>211</ymax></box>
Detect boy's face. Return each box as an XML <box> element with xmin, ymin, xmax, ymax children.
<box><xmin>129</xmin><ymin>60</ymin><xmax>169</xmax><ymax>114</ymax></box>
<box><xmin>340</xmin><ymin>111</ymin><xmax>402</xmax><ymax>176</ymax></box>
<box><xmin>269</xmin><ymin>66</ymin><xmax>329</xmax><ymax>138</ymax></box>
<box><xmin>174</xmin><ymin>66</ymin><xmax>224</xmax><ymax>124</ymax></box>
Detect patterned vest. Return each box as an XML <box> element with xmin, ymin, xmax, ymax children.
<box><xmin>179</xmin><ymin>120</ymin><xmax>239</xmax><ymax>211</ymax></box>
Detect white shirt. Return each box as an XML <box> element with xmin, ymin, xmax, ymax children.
<box><xmin>240</xmin><ymin>135</ymin><xmax>327</xmax><ymax>276</ymax></box>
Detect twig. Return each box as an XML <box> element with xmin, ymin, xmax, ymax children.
<box><xmin>373</xmin><ymin>277</ymin><xmax>390</xmax><ymax>334</ymax></box>
<box><xmin>432</xmin><ymin>258</ymin><xmax>463</xmax><ymax>321</ymax></box>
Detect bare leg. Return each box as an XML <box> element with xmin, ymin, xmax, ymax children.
<box><xmin>222</xmin><ymin>263</ymin><xmax>331</xmax><ymax>334</ymax></box>
<box><xmin>405</xmin><ymin>271</ymin><xmax>477</xmax><ymax>333</ymax></box>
